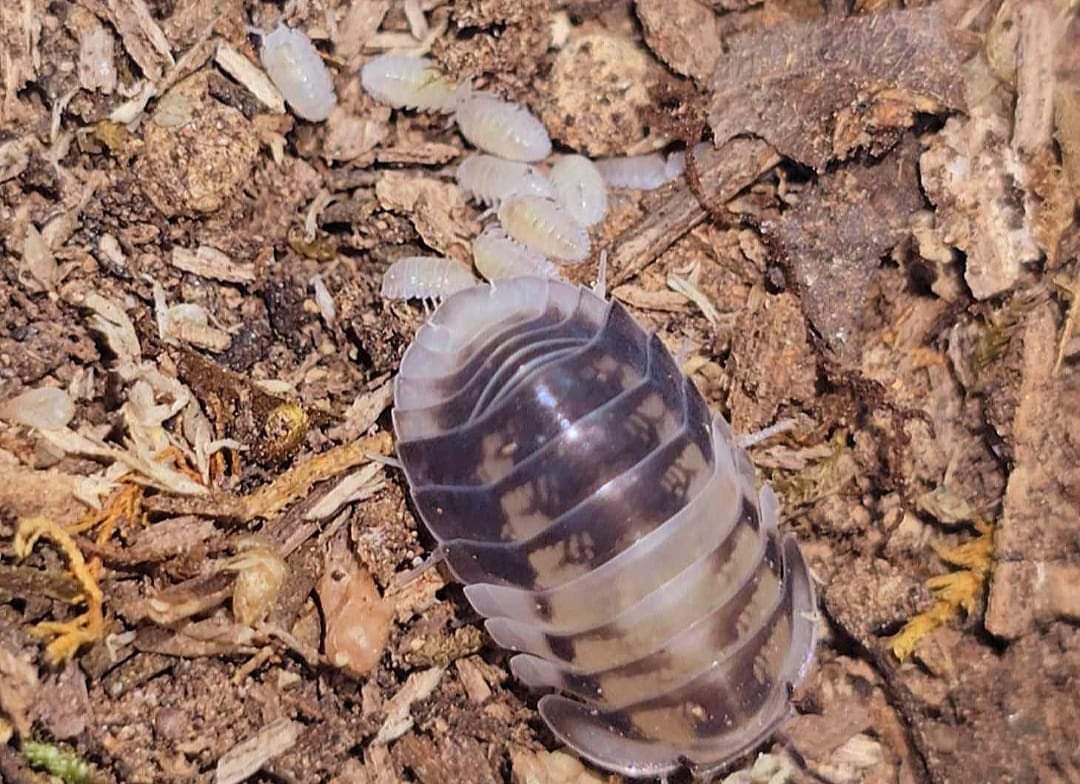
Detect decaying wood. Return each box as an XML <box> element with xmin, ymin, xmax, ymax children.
<box><xmin>610</xmin><ymin>137</ymin><xmax>780</xmax><ymax>286</ymax></box>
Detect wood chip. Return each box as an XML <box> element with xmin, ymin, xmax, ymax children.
<box><xmin>79</xmin><ymin>0</ymin><xmax>175</xmax><ymax>83</ymax></box>
<box><xmin>372</xmin><ymin>666</ymin><xmax>445</xmax><ymax>745</ymax></box>
<box><xmin>171</xmin><ymin>245</ymin><xmax>257</xmax><ymax>283</ymax></box>
<box><xmin>215</xmin><ymin>42</ymin><xmax>286</xmax><ymax>114</ymax></box>
<box><xmin>67</xmin><ymin>6</ymin><xmax>117</xmax><ymax>94</ymax></box>
<box><xmin>708</xmin><ymin>7</ymin><xmax>967</xmax><ymax>171</ymax></box>
<box><xmin>454</xmin><ymin>656</ymin><xmax>494</xmax><ymax>704</ymax></box>
<box><xmin>214</xmin><ymin>717</ymin><xmax>302</xmax><ymax>784</ymax></box>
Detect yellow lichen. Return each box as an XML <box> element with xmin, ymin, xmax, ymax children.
<box><xmin>889</xmin><ymin>520</ymin><xmax>994</xmax><ymax>661</ymax></box>
<box><xmin>12</xmin><ymin>485</ymin><xmax>146</xmax><ymax>663</ymax></box>
<box><xmin>14</xmin><ymin>517</ymin><xmax>105</xmax><ymax>665</ymax></box>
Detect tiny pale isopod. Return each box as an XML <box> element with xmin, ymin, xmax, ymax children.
<box><xmin>549</xmin><ymin>155</ymin><xmax>608</xmax><ymax>227</ymax></box>
<box><xmin>392</xmin><ymin>277</ymin><xmax>818</xmax><ymax>778</ymax></box>
<box><xmin>472</xmin><ymin>225</ymin><xmax>561</xmax><ymax>282</ymax></box>
<box><xmin>381</xmin><ymin>256</ymin><xmax>477</xmax><ymax>302</ymax></box>
<box><xmin>497</xmin><ymin>196</ymin><xmax>590</xmax><ymax>262</ymax></box>
<box><xmin>259</xmin><ymin>23</ymin><xmax>336</xmax><ymax>122</ymax></box>
<box><xmin>456</xmin><ymin>154</ymin><xmax>556</xmax><ymax>207</ymax></box>
<box><xmin>455</xmin><ymin>92</ymin><xmax>552</xmax><ymax>162</ymax></box>
<box><xmin>360</xmin><ymin>53</ymin><xmax>461</xmax><ymax>113</ymax></box>
<box><xmin>595</xmin><ymin>151</ymin><xmax>682</xmax><ymax>191</ymax></box>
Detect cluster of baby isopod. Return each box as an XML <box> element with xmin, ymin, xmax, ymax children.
<box><xmin>357</xmin><ymin>51</ymin><xmax>688</xmax><ymax>302</ymax></box>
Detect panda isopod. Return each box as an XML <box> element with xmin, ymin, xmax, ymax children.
<box><xmin>392</xmin><ymin>276</ymin><xmax>818</xmax><ymax>778</ymax></box>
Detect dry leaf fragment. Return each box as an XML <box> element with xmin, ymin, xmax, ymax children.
<box><xmin>510</xmin><ymin>747</ymin><xmax>609</xmax><ymax>784</ymax></box>
<box><xmin>304</xmin><ymin>463</ymin><xmax>385</xmax><ymax>521</ymax></box>
<box><xmin>375</xmin><ymin>171</ymin><xmax>474</xmax><ymax>262</ymax></box>
<box><xmin>214</xmin><ymin>717</ymin><xmax>302</xmax><ymax>784</ymax></box>
<box><xmin>317</xmin><ymin>543</ymin><xmax>392</xmax><ymax>678</ymax></box>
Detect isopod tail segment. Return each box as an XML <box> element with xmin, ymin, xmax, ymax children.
<box><xmin>391</xmin><ymin>276</ymin><xmax>819</xmax><ymax>779</ymax></box>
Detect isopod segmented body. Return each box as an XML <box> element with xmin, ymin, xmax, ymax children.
<box><xmin>472</xmin><ymin>226</ymin><xmax>561</xmax><ymax>282</ymax></box>
<box><xmin>456</xmin><ymin>154</ymin><xmax>556</xmax><ymax>207</ymax></box>
<box><xmin>360</xmin><ymin>53</ymin><xmax>460</xmax><ymax>113</ymax></box>
<box><xmin>455</xmin><ymin>92</ymin><xmax>553</xmax><ymax>162</ymax></box>
<box><xmin>393</xmin><ymin>277</ymin><xmax>818</xmax><ymax>778</ymax></box>
<box><xmin>380</xmin><ymin>256</ymin><xmax>477</xmax><ymax>301</ymax></box>
<box><xmin>549</xmin><ymin>155</ymin><xmax>608</xmax><ymax>227</ymax></box>
<box><xmin>497</xmin><ymin>196</ymin><xmax>590</xmax><ymax>262</ymax></box>
<box><xmin>259</xmin><ymin>23</ymin><xmax>336</xmax><ymax>122</ymax></box>
<box><xmin>595</xmin><ymin>150</ymin><xmax>685</xmax><ymax>191</ymax></box>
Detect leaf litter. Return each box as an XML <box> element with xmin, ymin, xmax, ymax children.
<box><xmin>0</xmin><ymin>1</ymin><xmax>1078</xmax><ymax>783</ymax></box>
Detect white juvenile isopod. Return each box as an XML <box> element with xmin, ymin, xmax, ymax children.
<box><xmin>259</xmin><ymin>23</ymin><xmax>337</xmax><ymax>122</ymax></box>
<box><xmin>456</xmin><ymin>154</ymin><xmax>557</xmax><ymax>207</ymax></box>
<box><xmin>455</xmin><ymin>92</ymin><xmax>552</xmax><ymax>162</ymax></box>
<box><xmin>595</xmin><ymin>151</ymin><xmax>679</xmax><ymax>191</ymax></box>
<box><xmin>381</xmin><ymin>256</ymin><xmax>477</xmax><ymax>301</ymax></box>
<box><xmin>360</xmin><ymin>53</ymin><xmax>461</xmax><ymax>113</ymax></box>
<box><xmin>472</xmin><ymin>226</ymin><xmax>562</xmax><ymax>282</ymax></box>
<box><xmin>497</xmin><ymin>196</ymin><xmax>590</xmax><ymax>262</ymax></box>
<box><xmin>549</xmin><ymin>155</ymin><xmax>608</xmax><ymax>227</ymax></box>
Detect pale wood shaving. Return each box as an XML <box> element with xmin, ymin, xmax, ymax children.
<box><xmin>214</xmin><ymin>717</ymin><xmax>302</xmax><ymax>784</ymax></box>
<box><xmin>372</xmin><ymin>666</ymin><xmax>445</xmax><ymax>745</ymax></box>
<box><xmin>214</xmin><ymin>42</ymin><xmax>286</xmax><ymax>115</ymax></box>
<box><xmin>79</xmin><ymin>0</ymin><xmax>175</xmax><ymax>82</ymax></box>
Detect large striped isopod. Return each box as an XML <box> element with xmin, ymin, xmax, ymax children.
<box><xmin>360</xmin><ymin>53</ymin><xmax>461</xmax><ymax>113</ymax></box>
<box><xmin>455</xmin><ymin>92</ymin><xmax>552</xmax><ymax>162</ymax></box>
<box><xmin>392</xmin><ymin>277</ymin><xmax>818</xmax><ymax>778</ymax></box>
<box><xmin>497</xmin><ymin>196</ymin><xmax>590</xmax><ymax>262</ymax></box>
<box><xmin>456</xmin><ymin>154</ymin><xmax>557</xmax><ymax>207</ymax></box>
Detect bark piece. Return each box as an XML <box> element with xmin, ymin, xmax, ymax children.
<box><xmin>708</xmin><ymin>7</ymin><xmax>966</xmax><ymax>171</ymax></box>
<box><xmin>765</xmin><ymin>136</ymin><xmax>924</xmax><ymax>362</ymax></box>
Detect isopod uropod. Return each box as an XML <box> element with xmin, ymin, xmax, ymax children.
<box><xmin>359</xmin><ymin>53</ymin><xmax>461</xmax><ymax>113</ymax></box>
<box><xmin>497</xmin><ymin>196</ymin><xmax>590</xmax><ymax>262</ymax></box>
<box><xmin>455</xmin><ymin>92</ymin><xmax>553</xmax><ymax>162</ymax></box>
<box><xmin>258</xmin><ymin>23</ymin><xmax>337</xmax><ymax>122</ymax></box>
<box><xmin>392</xmin><ymin>276</ymin><xmax>818</xmax><ymax>779</ymax></box>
